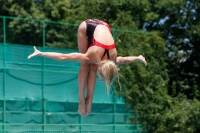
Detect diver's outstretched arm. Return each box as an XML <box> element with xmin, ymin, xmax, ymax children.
<box><xmin>28</xmin><ymin>46</ymin><xmax>90</xmax><ymax>63</ymax></box>
<box><xmin>116</xmin><ymin>55</ymin><xmax>147</xmax><ymax>66</ymax></box>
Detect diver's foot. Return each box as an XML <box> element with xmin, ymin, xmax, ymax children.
<box><xmin>78</xmin><ymin>99</ymin><xmax>86</xmax><ymax>116</ymax></box>
<box><xmin>85</xmin><ymin>99</ymin><xmax>92</xmax><ymax>116</ymax></box>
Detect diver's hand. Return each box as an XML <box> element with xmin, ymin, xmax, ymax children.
<box><xmin>138</xmin><ymin>55</ymin><xmax>147</xmax><ymax>66</ymax></box>
<box><xmin>28</xmin><ymin>46</ymin><xmax>42</xmax><ymax>59</ymax></box>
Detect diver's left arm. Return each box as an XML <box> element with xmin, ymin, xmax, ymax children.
<box><xmin>116</xmin><ymin>55</ymin><xmax>147</xmax><ymax>66</ymax></box>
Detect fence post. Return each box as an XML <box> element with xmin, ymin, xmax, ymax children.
<box><xmin>79</xmin><ymin>115</ymin><xmax>82</xmax><ymax>133</ymax></box>
<box><xmin>112</xmin><ymin>29</ymin><xmax>117</xmax><ymax>133</ymax></box>
<box><xmin>3</xmin><ymin>16</ymin><xmax>6</xmax><ymax>133</ymax></box>
<box><xmin>42</xmin><ymin>21</ymin><xmax>46</xmax><ymax>132</ymax></box>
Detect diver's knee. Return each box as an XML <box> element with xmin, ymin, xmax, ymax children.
<box><xmin>90</xmin><ymin>64</ymin><xmax>97</xmax><ymax>71</ymax></box>
<box><xmin>80</xmin><ymin>64</ymin><xmax>90</xmax><ymax>72</ymax></box>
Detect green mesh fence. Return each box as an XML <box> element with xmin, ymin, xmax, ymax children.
<box><xmin>0</xmin><ymin>16</ymin><xmax>141</xmax><ymax>133</ymax></box>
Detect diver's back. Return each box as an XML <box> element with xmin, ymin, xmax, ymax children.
<box><xmin>94</xmin><ymin>25</ymin><xmax>115</xmax><ymax>46</ymax></box>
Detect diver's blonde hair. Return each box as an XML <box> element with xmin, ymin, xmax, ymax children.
<box><xmin>98</xmin><ymin>60</ymin><xmax>119</xmax><ymax>94</ymax></box>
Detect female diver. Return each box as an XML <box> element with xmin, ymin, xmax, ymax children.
<box><xmin>28</xmin><ymin>19</ymin><xmax>147</xmax><ymax>117</ymax></box>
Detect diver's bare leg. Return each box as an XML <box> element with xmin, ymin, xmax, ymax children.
<box><xmin>85</xmin><ymin>64</ymin><xmax>97</xmax><ymax>116</ymax></box>
<box><xmin>78</xmin><ymin>64</ymin><xmax>89</xmax><ymax>116</ymax></box>
<box><xmin>77</xmin><ymin>21</ymin><xmax>89</xmax><ymax>116</ymax></box>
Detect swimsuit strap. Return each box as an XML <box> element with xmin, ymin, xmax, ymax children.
<box><xmin>101</xmin><ymin>50</ymin><xmax>110</xmax><ymax>60</ymax></box>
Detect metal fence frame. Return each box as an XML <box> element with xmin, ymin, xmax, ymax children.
<box><xmin>0</xmin><ymin>16</ymin><xmax>140</xmax><ymax>133</ymax></box>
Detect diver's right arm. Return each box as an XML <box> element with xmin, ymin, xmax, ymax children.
<box><xmin>28</xmin><ymin>46</ymin><xmax>90</xmax><ymax>64</ymax></box>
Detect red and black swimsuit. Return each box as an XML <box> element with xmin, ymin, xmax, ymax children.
<box><xmin>85</xmin><ymin>19</ymin><xmax>116</xmax><ymax>60</ymax></box>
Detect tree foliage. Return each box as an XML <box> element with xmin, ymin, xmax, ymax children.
<box><xmin>0</xmin><ymin>0</ymin><xmax>200</xmax><ymax>132</ymax></box>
